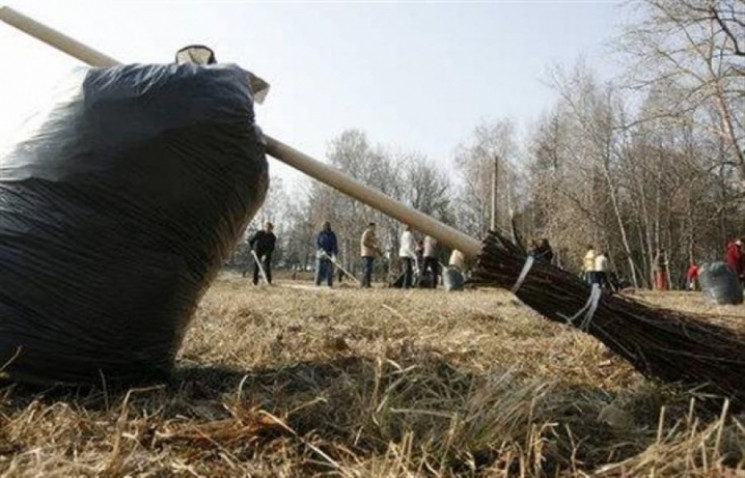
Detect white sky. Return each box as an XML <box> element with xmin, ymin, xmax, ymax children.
<box><xmin>0</xmin><ymin>1</ymin><xmax>630</xmax><ymax>183</ymax></box>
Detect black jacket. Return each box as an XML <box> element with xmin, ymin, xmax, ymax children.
<box><xmin>249</xmin><ymin>230</ymin><xmax>276</xmax><ymax>256</ymax></box>
<box><xmin>533</xmin><ymin>245</ymin><xmax>554</xmax><ymax>264</ymax></box>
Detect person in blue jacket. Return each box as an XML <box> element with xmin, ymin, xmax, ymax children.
<box><xmin>315</xmin><ymin>221</ymin><xmax>339</xmax><ymax>287</ymax></box>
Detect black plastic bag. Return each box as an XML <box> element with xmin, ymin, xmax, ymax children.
<box><xmin>0</xmin><ymin>63</ymin><xmax>268</xmax><ymax>385</ymax></box>
<box><xmin>699</xmin><ymin>262</ymin><xmax>744</xmax><ymax>305</ymax></box>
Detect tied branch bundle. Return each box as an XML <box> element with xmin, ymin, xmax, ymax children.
<box><xmin>471</xmin><ymin>231</ymin><xmax>745</xmax><ymax>403</ymax></box>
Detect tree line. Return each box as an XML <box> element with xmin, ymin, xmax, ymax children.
<box><xmin>229</xmin><ymin>1</ymin><xmax>744</xmax><ymax>288</ymax></box>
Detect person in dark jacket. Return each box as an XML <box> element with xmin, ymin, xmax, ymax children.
<box><xmin>248</xmin><ymin>222</ymin><xmax>276</xmax><ymax>285</ymax></box>
<box><xmin>315</xmin><ymin>221</ymin><xmax>339</xmax><ymax>287</ymax></box>
<box><xmin>533</xmin><ymin>238</ymin><xmax>554</xmax><ymax>264</ymax></box>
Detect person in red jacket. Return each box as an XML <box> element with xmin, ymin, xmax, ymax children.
<box><xmin>725</xmin><ymin>239</ymin><xmax>744</xmax><ymax>281</ymax></box>
<box><xmin>686</xmin><ymin>262</ymin><xmax>699</xmax><ymax>291</ymax></box>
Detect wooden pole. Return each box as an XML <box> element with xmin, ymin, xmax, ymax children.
<box><xmin>250</xmin><ymin>250</ymin><xmax>271</xmax><ymax>285</ymax></box>
<box><xmin>490</xmin><ymin>155</ymin><xmax>498</xmax><ymax>231</ymax></box>
<box><xmin>265</xmin><ymin>140</ymin><xmax>481</xmax><ymax>257</ymax></box>
<box><xmin>320</xmin><ymin>251</ymin><xmax>360</xmax><ymax>285</ymax></box>
<box><xmin>0</xmin><ymin>7</ymin><xmax>118</xmax><ymax>67</ymax></box>
<box><xmin>0</xmin><ymin>6</ymin><xmax>483</xmax><ymax>259</ymax></box>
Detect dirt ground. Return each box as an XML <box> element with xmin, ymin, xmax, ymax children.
<box><xmin>1</xmin><ymin>275</ymin><xmax>745</xmax><ymax>476</ymax></box>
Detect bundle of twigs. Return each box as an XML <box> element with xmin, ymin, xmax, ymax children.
<box><xmin>471</xmin><ymin>230</ymin><xmax>745</xmax><ymax>403</ymax></box>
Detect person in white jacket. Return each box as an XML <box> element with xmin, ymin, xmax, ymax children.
<box><xmin>422</xmin><ymin>235</ymin><xmax>439</xmax><ymax>288</ymax></box>
<box><xmin>399</xmin><ymin>225</ymin><xmax>418</xmax><ymax>289</ymax></box>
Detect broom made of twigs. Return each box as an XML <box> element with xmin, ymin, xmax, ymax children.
<box><xmin>471</xmin><ymin>230</ymin><xmax>745</xmax><ymax>403</ymax></box>
<box><xmin>4</xmin><ymin>7</ymin><xmax>745</xmax><ymax>400</ymax></box>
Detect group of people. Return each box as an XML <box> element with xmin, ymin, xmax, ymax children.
<box><xmin>359</xmin><ymin>222</ymin><xmax>441</xmax><ymax>289</ymax></box>
<box><xmin>247</xmin><ymin>220</ymin><xmax>443</xmax><ymax>289</ymax></box>
<box><xmin>247</xmin><ymin>221</ymin><xmax>745</xmax><ymax>294</ymax></box>
<box><xmin>679</xmin><ymin>240</ymin><xmax>744</xmax><ymax>292</ymax></box>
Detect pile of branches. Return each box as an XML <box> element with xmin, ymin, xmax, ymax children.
<box><xmin>470</xmin><ymin>230</ymin><xmax>745</xmax><ymax>403</ymax></box>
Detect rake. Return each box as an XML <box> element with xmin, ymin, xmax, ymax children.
<box><xmin>250</xmin><ymin>250</ymin><xmax>271</xmax><ymax>285</ymax></box>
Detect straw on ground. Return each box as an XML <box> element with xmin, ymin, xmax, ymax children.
<box><xmin>1</xmin><ymin>275</ymin><xmax>744</xmax><ymax>476</ymax></box>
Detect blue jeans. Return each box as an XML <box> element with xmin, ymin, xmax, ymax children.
<box><xmin>315</xmin><ymin>258</ymin><xmax>333</xmax><ymax>286</ymax></box>
<box><xmin>361</xmin><ymin>257</ymin><xmax>374</xmax><ymax>287</ymax></box>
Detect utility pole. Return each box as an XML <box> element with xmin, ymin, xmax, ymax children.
<box><xmin>490</xmin><ymin>155</ymin><xmax>498</xmax><ymax>231</ymax></box>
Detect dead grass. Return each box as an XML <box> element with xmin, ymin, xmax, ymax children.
<box><xmin>1</xmin><ymin>276</ymin><xmax>745</xmax><ymax>476</ymax></box>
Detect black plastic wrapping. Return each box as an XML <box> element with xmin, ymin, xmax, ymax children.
<box><xmin>443</xmin><ymin>267</ymin><xmax>464</xmax><ymax>291</ymax></box>
<box><xmin>699</xmin><ymin>262</ymin><xmax>744</xmax><ymax>305</ymax></box>
<box><xmin>0</xmin><ymin>63</ymin><xmax>268</xmax><ymax>385</ymax></box>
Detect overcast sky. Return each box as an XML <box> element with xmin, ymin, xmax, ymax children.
<box><xmin>0</xmin><ymin>1</ymin><xmax>631</xmax><ymax>183</ymax></box>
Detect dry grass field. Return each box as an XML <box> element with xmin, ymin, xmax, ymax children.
<box><xmin>1</xmin><ymin>275</ymin><xmax>745</xmax><ymax>476</ymax></box>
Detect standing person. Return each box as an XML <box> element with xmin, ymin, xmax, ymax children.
<box><xmin>726</xmin><ymin>239</ymin><xmax>744</xmax><ymax>281</ymax></box>
<box><xmin>583</xmin><ymin>245</ymin><xmax>596</xmax><ymax>285</ymax></box>
<box><xmin>653</xmin><ymin>249</ymin><xmax>669</xmax><ymax>291</ymax></box>
<box><xmin>422</xmin><ymin>235</ymin><xmax>440</xmax><ymax>289</ymax></box>
<box><xmin>449</xmin><ymin>249</ymin><xmax>466</xmax><ymax>271</ymax></box>
<box><xmin>360</xmin><ymin>222</ymin><xmax>382</xmax><ymax>288</ymax></box>
<box><xmin>594</xmin><ymin>250</ymin><xmax>610</xmax><ymax>290</ymax></box>
<box><xmin>315</xmin><ymin>221</ymin><xmax>338</xmax><ymax>287</ymax></box>
<box><xmin>415</xmin><ymin>240</ymin><xmax>425</xmax><ymax>286</ymax></box>
<box><xmin>248</xmin><ymin>222</ymin><xmax>276</xmax><ymax>285</ymax></box>
<box><xmin>534</xmin><ymin>238</ymin><xmax>554</xmax><ymax>264</ymax></box>
<box><xmin>686</xmin><ymin>262</ymin><xmax>699</xmax><ymax>291</ymax></box>
<box><xmin>399</xmin><ymin>225</ymin><xmax>418</xmax><ymax>289</ymax></box>
<box><xmin>741</xmin><ymin>240</ymin><xmax>745</xmax><ymax>285</ymax></box>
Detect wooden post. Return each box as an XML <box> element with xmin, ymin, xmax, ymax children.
<box><xmin>490</xmin><ymin>155</ymin><xmax>498</xmax><ymax>231</ymax></box>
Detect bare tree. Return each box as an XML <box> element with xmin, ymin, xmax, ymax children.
<box><xmin>454</xmin><ymin>120</ymin><xmax>520</xmax><ymax>237</ymax></box>
<box><xmin>622</xmin><ymin>0</ymin><xmax>745</xmax><ymax>179</ymax></box>
<box><xmin>400</xmin><ymin>151</ymin><xmax>453</xmax><ymax>224</ymax></box>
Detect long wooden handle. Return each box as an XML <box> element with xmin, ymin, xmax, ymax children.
<box><xmin>249</xmin><ymin>250</ymin><xmax>271</xmax><ymax>285</ymax></box>
<box><xmin>320</xmin><ymin>251</ymin><xmax>361</xmax><ymax>284</ymax></box>
<box><xmin>0</xmin><ymin>7</ymin><xmax>119</xmax><ymax>67</ymax></box>
<box><xmin>264</xmin><ymin>139</ymin><xmax>481</xmax><ymax>256</ymax></box>
<box><xmin>0</xmin><ymin>6</ymin><xmax>483</xmax><ymax>258</ymax></box>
